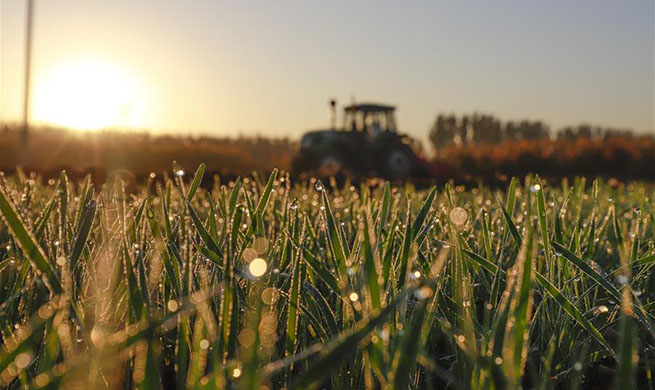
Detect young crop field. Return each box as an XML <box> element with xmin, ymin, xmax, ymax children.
<box><xmin>0</xmin><ymin>165</ymin><xmax>653</xmax><ymax>389</ymax></box>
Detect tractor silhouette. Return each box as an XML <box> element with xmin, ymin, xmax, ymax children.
<box><xmin>292</xmin><ymin>101</ymin><xmax>434</xmax><ymax>180</ymax></box>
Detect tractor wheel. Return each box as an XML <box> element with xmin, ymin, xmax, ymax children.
<box><xmin>317</xmin><ymin>155</ymin><xmax>343</xmax><ymax>177</ymax></box>
<box><xmin>382</xmin><ymin>146</ymin><xmax>415</xmax><ymax>179</ymax></box>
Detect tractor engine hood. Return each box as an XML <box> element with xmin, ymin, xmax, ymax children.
<box><xmin>299</xmin><ymin>129</ymin><xmax>341</xmax><ymax>151</ymax></box>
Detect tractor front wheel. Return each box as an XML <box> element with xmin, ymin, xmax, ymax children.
<box><xmin>381</xmin><ymin>146</ymin><xmax>416</xmax><ymax>180</ymax></box>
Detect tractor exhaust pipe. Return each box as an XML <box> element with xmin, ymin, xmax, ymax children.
<box><xmin>329</xmin><ymin>99</ymin><xmax>336</xmax><ymax>129</ymax></box>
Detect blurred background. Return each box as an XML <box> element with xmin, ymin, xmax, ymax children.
<box><xmin>1</xmin><ymin>0</ymin><xmax>653</xmax><ymax>181</ymax></box>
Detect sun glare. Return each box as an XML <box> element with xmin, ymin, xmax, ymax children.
<box><xmin>33</xmin><ymin>59</ymin><xmax>148</xmax><ymax>131</ymax></box>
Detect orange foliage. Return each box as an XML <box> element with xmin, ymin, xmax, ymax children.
<box><xmin>0</xmin><ymin>125</ymin><xmax>296</xmax><ymax>180</ymax></box>
<box><xmin>436</xmin><ymin>136</ymin><xmax>655</xmax><ymax>180</ymax></box>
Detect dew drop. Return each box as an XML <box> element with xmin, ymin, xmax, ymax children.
<box><xmin>249</xmin><ymin>258</ymin><xmax>268</xmax><ymax>277</ymax></box>
<box><xmin>349</xmin><ymin>292</ymin><xmax>359</xmax><ymax>302</ymax></box>
<box><xmin>449</xmin><ymin>207</ymin><xmax>468</xmax><ymax>226</ymax></box>
<box><xmin>14</xmin><ymin>352</ymin><xmax>32</xmax><ymax>369</ymax></box>
<box><xmin>415</xmin><ymin>286</ymin><xmax>433</xmax><ymax>300</ymax></box>
<box><xmin>167</xmin><ymin>300</ymin><xmax>179</xmax><ymax>312</ymax></box>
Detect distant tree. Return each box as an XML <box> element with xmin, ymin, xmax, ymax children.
<box><xmin>455</xmin><ymin>115</ymin><xmax>467</xmax><ymax>145</ymax></box>
<box><xmin>471</xmin><ymin>113</ymin><xmax>503</xmax><ymax>144</ymax></box>
<box><xmin>556</xmin><ymin>124</ymin><xmax>633</xmax><ymax>140</ymax></box>
<box><xmin>604</xmin><ymin>128</ymin><xmax>633</xmax><ymax>139</ymax></box>
<box><xmin>519</xmin><ymin>120</ymin><xmax>549</xmax><ymax>140</ymax></box>
<box><xmin>504</xmin><ymin>121</ymin><xmax>519</xmax><ymax>141</ymax></box>
<box><xmin>429</xmin><ymin>114</ymin><xmax>457</xmax><ymax>152</ymax></box>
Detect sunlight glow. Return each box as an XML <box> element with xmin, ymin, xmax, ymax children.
<box><xmin>33</xmin><ymin>58</ymin><xmax>148</xmax><ymax>131</ymax></box>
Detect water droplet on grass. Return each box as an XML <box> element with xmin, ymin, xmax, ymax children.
<box><xmin>616</xmin><ymin>275</ymin><xmax>629</xmax><ymax>285</ymax></box>
<box><xmin>167</xmin><ymin>300</ymin><xmax>179</xmax><ymax>312</ymax></box>
<box><xmin>253</xmin><ymin>237</ymin><xmax>269</xmax><ymax>254</ymax></box>
<box><xmin>449</xmin><ymin>207</ymin><xmax>468</xmax><ymax>226</ymax></box>
<box><xmin>249</xmin><ymin>258</ymin><xmax>268</xmax><ymax>277</ymax></box>
<box><xmin>415</xmin><ymin>286</ymin><xmax>432</xmax><ymax>300</ymax></box>
<box><xmin>14</xmin><ymin>352</ymin><xmax>32</xmax><ymax>369</ymax></box>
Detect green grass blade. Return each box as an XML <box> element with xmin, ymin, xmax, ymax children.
<box><xmin>0</xmin><ymin>188</ymin><xmax>62</xmax><ymax>294</ymax></box>
<box><xmin>186</xmin><ymin>162</ymin><xmax>206</xmax><ymax>201</ymax></box>
<box><xmin>287</xmin><ymin>286</ymin><xmax>417</xmax><ymax>389</ymax></box>
<box><xmin>69</xmin><ymin>199</ymin><xmax>96</xmax><ymax>272</ymax></box>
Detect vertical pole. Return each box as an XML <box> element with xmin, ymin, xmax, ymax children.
<box><xmin>20</xmin><ymin>0</ymin><xmax>34</xmax><ymax>167</ymax></box>
<box><xmin>329</xmin><ymin>99</ymin><xmax>336</xmax><ymax>129</ymax></box>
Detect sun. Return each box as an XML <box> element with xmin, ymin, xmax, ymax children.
<box><xmin>33</xmin><ymin>58</ymin><xmax>148</xmax><ymax>131</ymax></box>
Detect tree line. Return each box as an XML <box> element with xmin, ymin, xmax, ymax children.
<box><xmin>428</xmin><ymin>113</ymin><xmax>639</xmax><ymax>152</ymax></box>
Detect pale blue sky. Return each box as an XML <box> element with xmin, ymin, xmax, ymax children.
<box><xmin>1</xmin><ymin>1</ymin><xmax>653</xmax><ymax>142</ymax></box>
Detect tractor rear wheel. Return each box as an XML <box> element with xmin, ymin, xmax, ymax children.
<box><xmin>381</xmin><ymin>146</ymin><xmax>415</xmax><ymax>179</ymax></box>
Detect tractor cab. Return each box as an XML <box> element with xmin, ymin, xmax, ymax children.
<box><xmin>343</xmin><ymin>103</ymin><xmax>397</xmax><ymax>134</ymax></box>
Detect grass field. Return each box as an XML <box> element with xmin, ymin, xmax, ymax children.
<box><xmin>1</xmin><ymin>166</ymin><xmax>654</xmax><ymax>389</ymax></box>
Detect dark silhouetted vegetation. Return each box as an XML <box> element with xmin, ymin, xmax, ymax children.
<box><xmin>1</xmin><ymin>122</ymin><xmax>653</xmax><ymax>184</ymax></box>
<box><xmin>0</xmin><ymin>125</ymin><xmax>296</xmax><ymax>181</ymax></box>
<box><xmin>429</xmin><ymin>113</ymin><xmax>639</xmax><ymax>149</ymax></box>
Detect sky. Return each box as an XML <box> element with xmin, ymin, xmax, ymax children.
<box><xmin>1</xmin><ymin>1</ymin><xmax>654</xmax><ymax>142</ymax></box>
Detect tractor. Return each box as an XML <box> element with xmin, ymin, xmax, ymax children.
<box><xmin>292</xmin><ymin>101</ymin><xmax>434</xmax><ymax>180</ymax></box>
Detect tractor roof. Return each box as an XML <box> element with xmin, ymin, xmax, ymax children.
<box><xmin>344</xmin><ymin>103</ymin><xmax>395</xmax><ymax>113</ymax></box>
